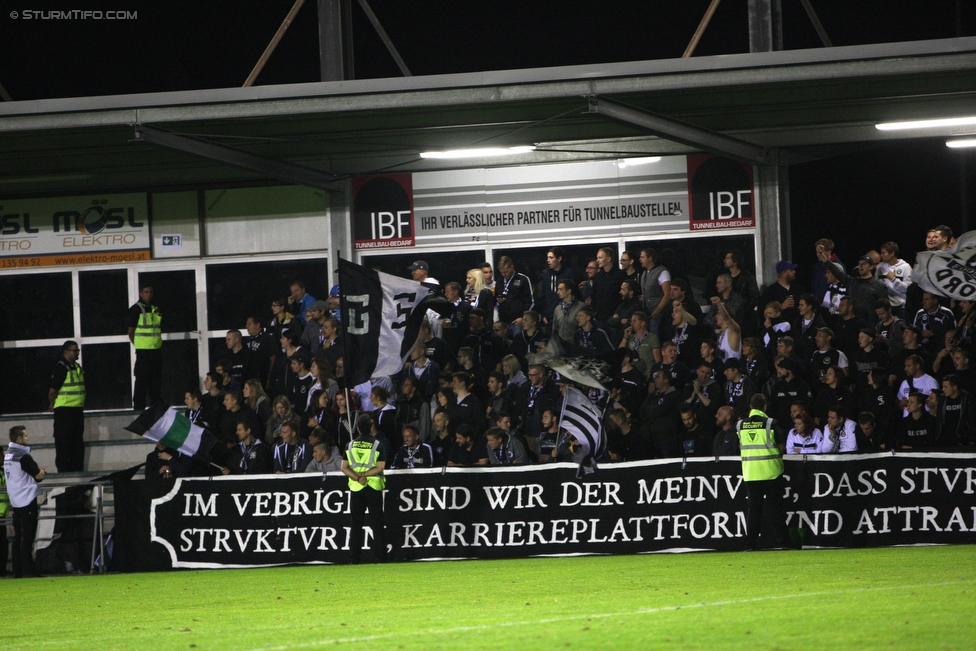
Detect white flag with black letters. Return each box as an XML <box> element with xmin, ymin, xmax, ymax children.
<box><xmin>339</xmin><ymin>258</ymin><xmax>442</xmax><ymax>386</ymax></box>
<box><xmin>915</xmin><ymin>230</ymin><xmax>976</xmax><ymax>301</ymax></box>
<box><xmin>559</xmin><ymin>386</ymin><xmax>606</xmax><ymax>476</ymax></box>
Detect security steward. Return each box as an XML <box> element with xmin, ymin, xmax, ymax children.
<box><xmin>341</xmin><ymin>414</ymin><xmax>388</xmax><ymax>564</ymax></box>
<box><xmin>736</xmin><ymin>393</ymin><xmax>791</xmax><ymax>550</ymax></box>
<box><xmin>49</xmin><ymin>340</ymin><xmax>86</xmax><ymax>472</ymax></box>
<box><xmin>128</xmin><ymin>283</ymin><xmax>162</xmax><ymax>410</ymax></box>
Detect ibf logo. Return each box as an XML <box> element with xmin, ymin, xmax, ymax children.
<box><xmin>52</xmin><ymin>199</ymin><xmax>144</xmax><ymax>235</ymax></box>
<box><xmin>352</xmin><ymin>174</ymin><xmax>416</xmax><ymax>250</ymax></box>
<box><xmin>687</xmin><ymin>155</ymin><xmax>756</xmax><ymax>231</ymax></box>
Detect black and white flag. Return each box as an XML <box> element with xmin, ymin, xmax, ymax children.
<box><xmin>339</xmin><ymin>258</ymin><xmax>446</xmax><ymax>386</ymax></box>
<box><xmin>915</xmin><ymin>230</ymin><xmax>976</xmax><ymax>301</ymax></box>
<box><xmin>558</xmin><ymin>386</ymin><xmax>606</xmax><ymax>477</ymax></box>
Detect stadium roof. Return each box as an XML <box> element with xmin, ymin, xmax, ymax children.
<box><xmin>1</xmin><ymin>36</ymin><xmax>975</xmax><ymax>197</ymax></box>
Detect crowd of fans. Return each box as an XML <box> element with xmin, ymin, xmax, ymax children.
<box><xmin>149</xmin><ymin>227</ymin><xmax>976</xmax><ymax>482</ymax></box>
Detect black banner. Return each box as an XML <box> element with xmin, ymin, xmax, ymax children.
<box><xmin>113</xmin><ymin>453</ymin><xmax>976</xmax><ymax>570</ymax></box>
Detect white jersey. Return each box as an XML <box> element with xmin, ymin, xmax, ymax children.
<box><xmin>825</xmin><ymin>419</ymin><xmax>858</xmax><ymax>453</ymax></box>
<box><xmin>897</xmin><ymin>373</ymin><xmax>939</xmax><ymax>416</ymax></box>
<box><xmin>786</xmin><ymin>428</ymin><xmax>832</xmax><ymax>454</ymax></box>
<box><xmin>876</xmin><ymin>260</ymin><xmax>912</xmax><ymax>307</ymax></box>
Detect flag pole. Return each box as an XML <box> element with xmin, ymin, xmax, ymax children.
<box><xmin>336</xmin><ymin>250</ymin><xmax>355</xmax><ymax>438</ymax></box>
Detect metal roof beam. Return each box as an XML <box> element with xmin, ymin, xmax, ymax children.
<box><xmin>587</xmin><ymin>96</ymin><xmax>778</xmax><ymax>166</ymax></box>
<box><xmin>132</xmin><ymin>124</ymin><xmax>344</xmax><ymax>193</ymax></box>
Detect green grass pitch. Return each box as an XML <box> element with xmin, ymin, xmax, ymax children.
<box><xmin>3</xmin><ymin>546</ymin><xmax>974</xmax><ymax>650</ymax></box>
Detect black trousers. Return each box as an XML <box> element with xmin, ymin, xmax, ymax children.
<box><xmin>134</xmin><ymin>348</ymin><xmax>163</xmax><ymax>410</ymax></box>
<box><xmin>744</xmin><ymin>475</ymin><xmax>791</xmax><ymax>550</ymax></box>
<box><xmin>53</xmin><ymin>406</ymin><xmax>85</xmax><ymax>472</ymax></box>
<box><xmin>348</xmin><ymin>486</ymin><xmax>387</xmax><ymax>564</ymax></box>
<box><xmin>0</xmin><ymin>518</ymin><xmax>7</xmax><ymax>576</ymax></box>
<box><xmin>12</xmin><ymin>501</ymin><xmax>39</xmax><ymax>578</ymax></box>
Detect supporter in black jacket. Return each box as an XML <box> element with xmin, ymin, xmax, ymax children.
<box><xmin>513</xmin><ymin>365</ymin><xmax>560</xmax><ymax>440</ymax></box>
<box><xmin>640</xmin><ymin>369</ymin><xmax>682</xmax><ymax>458</ymax></box>
<box><xmin>496</xmin><ymin>256</ymin><xmax>534</xmax><ymax>328</ymax></box>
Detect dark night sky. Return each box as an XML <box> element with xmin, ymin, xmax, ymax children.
<box><xmin>2</xmin><ymin>0</ymin><xmax>975</xmax><ymax>270</ymax></box>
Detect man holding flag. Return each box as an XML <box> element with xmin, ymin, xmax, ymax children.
<box><xmin>555</xmin><ymin>384</ymin><xmax>607</xmax><ymax>477</ymax></box>
<box><xmin>125</xmin><ymin>402</ymin><xmax>218</xmax><ymax>463</ymax></box>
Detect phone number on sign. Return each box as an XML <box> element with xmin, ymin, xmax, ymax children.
<box><xmin>1</xmin><ymin>257</ymin><xmax>40</xmax><ymax>268</ymax></box>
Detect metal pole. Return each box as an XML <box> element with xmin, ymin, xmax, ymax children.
<box><xmin>354</xmin><ymin>0</ymin><xmax>412</xmax><ymax>76</ymax></box>
<box><xmin>682</xmin><ymin>0</ymin><xmax>722</xmax><ymax>58</ymax></box>
<box><xmin>97</xmin><ymin>484</ymin><xmax>106</xmax><ymax>574</ymax></box>
<box><xmin>798</xmin><ymin>0</ymin><xmax>833</xmax><ymax>47</ymax></box>
<box><xmin>243</xmin><ymin>0</ymin><xmax>308</xmax><ymax>88</ymax></box>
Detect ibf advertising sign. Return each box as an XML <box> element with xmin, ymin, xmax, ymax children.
<box><xmin>0</xmin><ymin>193</ymin><xmax>151</xmax><ymax>268</ymax></box>
<box><xmin>687</xmin><ymin>155</ymin><xmax>756</xmax><ymax>232</ymax></box>
<box><xmin>352</xmin><ymin>174</ymin><xmax>416</xmax><ymax>250</ymax></box>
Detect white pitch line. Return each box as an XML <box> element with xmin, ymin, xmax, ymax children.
<box><xmin>239</xmin><ymin>579</ymin><xmax>975</xmax><ymax>650</ymax></box>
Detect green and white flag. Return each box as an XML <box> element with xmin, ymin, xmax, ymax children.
<box><xmin>125</xmin><ymin>402</ymin><xmax>216</xmax><ymax>457</ymax></box>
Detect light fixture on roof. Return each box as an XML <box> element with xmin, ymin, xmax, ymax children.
<box><xmin>617</xmin><ymin>156</ymin><xmax>662</xmax><ymax>168</ymax></box>
<box><xmin>946</xmin><ymin>138</ymin><xmax>976</xmax><ymax>149</ymax></box>
<box><xmin>419</xmin><ymin>146</ymin><xmax>536</xmax><ymax>159</ymax></box>
<box><xmin>876</xmin><ymin>116</ymin><xmax>976</xmax><ymax>131</ymax></box>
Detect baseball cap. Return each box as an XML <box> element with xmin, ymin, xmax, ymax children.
<box><xmin>407</xmin><ymin>260</ymin><xmax>429</xmax><ymax>272</ymax></box>
<box><xmin>777</xmin><ymin>358</ymin><xmax>799</xmax><ymax>374</ymax></box>
<box><xmin>723</xmin><ymin>357</ymin><xmax>743</xmax><ymax>371</ymax></box>
<box><xmin>775</xmin><ymin>260</ymin><xmax>798</xmax><ymax>274</ymax></box>
<box><xmin>309</xmin><ymin>300</ymin><xmax>329</xmax><ymax>312</ymax></box>
<box><xmin>291</xmin><ymin>350</ymin><xmax>312</xmax><ymax>367</ymax></box>
<box><xmin>816</xmin><ymin>327</ymin><xmax>834</xmax><ymax>338</ymax></box>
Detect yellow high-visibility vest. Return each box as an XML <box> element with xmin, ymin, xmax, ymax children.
<box><xmin>54</xmin><ymin>364</ymin><xmax>86</xmax><ymax>408</ymax></box>
<box><xmin>345</xmin><ymin>439</ymin><xmax>386</xmax><ymax>492</ymax></box>
<box><xmin>737</xmin><ymin>409</ymin><xmax>783</xmax><ymax>481</ymax></box>
<box><xmin>134</xmin><ymin>303</ymin><xmax>162</xmax><ymax>350</ymax></box>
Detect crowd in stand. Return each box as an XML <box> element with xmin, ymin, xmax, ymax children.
<box><xmin>149</xmin><ymin>227</ymin><xmax>976</xmax><ymax>482</ymax></box>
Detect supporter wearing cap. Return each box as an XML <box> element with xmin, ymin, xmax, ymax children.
<box><xmin>760</xmin><ymin>259</ymin><xmax>804</xmax><ymax>326</ymax></box>
<box><xmin>851</xmin><ymin>327</ymin><xmax>890</xmax><ymax>394</ymax></box>
<box><xmin>326</xmin><ymin>285</ymin><xmax>341</xmax><ymax>320</ymax></box>
<box><xmin>723</xmin><ymin>356</ymin><xmax>758</xmax><ymax>419</ymax></box>
<box><xmin>407</xmin><ymin>260</ymin><xmax>439</xmax><ymax>286</ymax></box>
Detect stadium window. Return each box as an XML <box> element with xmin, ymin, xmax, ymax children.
<box><xmin>0</xmin><ymin>346</ymin><xmax>61</xmax><ymax>414</ymax></box>
<box><xmin>205</xmin><ymin>259</ymin><xmax>330</xmax><ymax>332</ymax></box>
<box><xmin>0</xmin><ymin>272</ymin><xmax>73</xmax><ymax>341</ymax></box>
<box><xmin>80</xmin><ymin>342</ymin><xmax>132</xmax><ymax>410</ymax></box>
<box><xmin>161</xmin><ymin>339</ymin><xmax>201</xmax><ymax>405</ymax></box>
<box><xmin>138</xmin><ymin>270</ymin><xmax>197</xmax><ymax>334</ymax></box>
<box><xmin>207</xmin><ymin>336</ymin><xmax>229</xmax><ymax>374</ymax></box>
<box><xmin>79</xmin><ymin>269</ymin><xmax>129</xmax><ymax>337</ymax></box>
